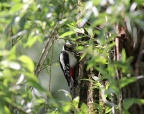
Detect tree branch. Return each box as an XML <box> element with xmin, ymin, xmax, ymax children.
<box><xmin>34</xmin><ymin>24</ymin><xmax>58</xmax><ymax>76</ymax></box>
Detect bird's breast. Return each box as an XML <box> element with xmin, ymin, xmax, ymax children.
<box><xmin>69</xmin><ymin>53</ymin><xmax>77</xmax><ymax>68</ymax></box>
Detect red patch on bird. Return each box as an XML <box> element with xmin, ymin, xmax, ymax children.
<box><xmin>70</xmin><ymin>68</ymin><xmax>74</xmax><ymax>77</ymax></box>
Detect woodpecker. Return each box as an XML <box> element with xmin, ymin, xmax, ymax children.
<box><xmin>59</xmin><ymin>41</ymin><xmax>77</xmax><ymax>87</ymax></box>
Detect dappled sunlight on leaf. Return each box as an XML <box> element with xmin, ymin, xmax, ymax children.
<box><xmin>0</xmin><ymin>0</ymin><xmax>144</xmax><ymax>113</ymax></box>
<box><xmin>16</xmin><ymin>74</ymin><xmax>25</xmax><ymax>84</ymax></box>
<box><xmin>19</xmin><ymin>55</ymin><xmax>34</xmax><ymax>72</ymax></box>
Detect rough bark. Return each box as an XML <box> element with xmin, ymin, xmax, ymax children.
<box><xmin>114</xmin><ymin>23</ymin><xmax>144</xmax><ymax>114</ymax></box>
<box><xmin>78</xmin><ymin>60</ymin><xmax>99</xmax><ymax>113</ymax></box>
<box><xmin>74</xmin><ymin>1</ymin><xmax>144</xmax><ymax>114</ymax></box>
<box><xmin>75</xmin><ymin>0</ymin><xmax>99</xmax><ymax>111</ymax></box>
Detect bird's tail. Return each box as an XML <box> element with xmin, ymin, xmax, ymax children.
<box><xmin>69</xmin><ymin>77</ymin><xmax>74</xmax><ymax>88</ymax></box>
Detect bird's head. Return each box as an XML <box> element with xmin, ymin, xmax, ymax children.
<box><xmin>63</xmin><ymin>41</ymin><xmax>74</xmax><ymax>52</ymax></box>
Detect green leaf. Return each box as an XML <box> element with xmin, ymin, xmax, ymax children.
<box><xmin>122</xmin><ymin>49</ymin><xmax>126</xmax><ymax>62</ymax></box>
<box><xmin>30</xmin><ymin>79</ymin><xmax>45</xmax><ymax>91</ymax></box>
<box><xmin>19</xmin><ymin>55</ymin><xmax>34</xmax><ymax>72</ymax></box>
<box><xmin>4</xmin><ymin>106</ymin><xmax>11</xmax><ymax>114</ymax></box>
<box><xmin>105</xmin><ymin>107</ymin><xmax>112</xmax><ymax>113</ymax></box>
<box><xmin>62</xmin><ymin>103</ymin><xmax>71</xmax><ymax>112</ymax></box>
<box><xmin>58</xmin><ymin>89</ymin><xmax>71</xmax><ymax>99</ymax></box>
<box><xmin>59</xmin><ymin>31</ymin><xmax>76</xmax><ymax>38</ymax></box>
<box><xmin>72</xmin><ymin>96</ymin><xmax>79</xmax><ymax>108</ymax></box>
<box><xmin>80</xmin><ymin>52</ymin><xmax>87</xmax><ymax>61</ymax></box>
<box><xmin>25</xmin><ymin>35</ymin><xmax>39</xmax><ymax>48</ymax></box>
<box><xmin>0</xmin><ymin>55</ymin><xmax>3</xmax><ymax>61</ymax></box>
<box><xmin>76</xmin><ymin>46</ymin><xmax>84</xmax><ymax>51</ymax></box>
<box><xmin>46</xmin><ymin>58</ymin><xmax>50</xmax><ymax>64</ymax></box>
<box><xmin>123</xmin><ymin>99</ymin><xmax>144</xmax><ymax>110</ymax></box>
<box><xmin>9</xmin><ymin>3</ymin><xmax>23</xmax><ymax>14</ymax></box>
<box><xmin>8</xmin><ymin>62</ymin><xmax>21</xmax><ymax>70</ymax></box>
<box><xmin>119</xmin><ymin>77</ymin><xmax>137</xmax><ymax>88</ymax></box>
<box><xmin>74</xmin><ymin>28</ymin><xmax>84</xmax><ymax>33</ymax></box>
<box><xmin>80</xmin><ymin>103</ymin><xmax>88</xmax><ymax>113</ymax></box>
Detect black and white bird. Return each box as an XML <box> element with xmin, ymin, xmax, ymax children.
<box><xmin>59</xmin><ymin>41</ymin><xmax>77</xmax><ymax>87</ymax></box>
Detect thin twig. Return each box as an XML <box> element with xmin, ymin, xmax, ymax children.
<box><xmin>34</xmin><ymin>38</ymin><xmax>51</xmax><ymax>75</ymax></box>
<box><xmin>34</xmin><ymin>23</ymin><xmax>58</xmax><ymax>76</ymax></box>
<box><xmin>36</xmin><ymin>60</ymin><xmax>58</xmax><ymax>75</ymax></box>
<box><xmin>49</xmin><ymin>40</ymin><xmax>54</xmax><ymax>91</ymax></box>
<box><xmin>86</xmin><ymin>21</ymin><xmax>101</xmax><ymax>30</ymax></box>
<box><xmin>36</xmin><ymin>40</ymin><xmax>53</xmax><ymax>76</ymax></box>
<box><xmin>13</xmin><ymin>36</ymin><xmax>23</xmax><ymax>45</ymax></box>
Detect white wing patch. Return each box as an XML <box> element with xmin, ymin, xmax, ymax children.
<box><xmin>59</xmin><ymin>53</ymin><xmax>65</xmax><ymax>70</ymax></box>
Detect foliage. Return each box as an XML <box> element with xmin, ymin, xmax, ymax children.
<box><xmin>0</xmin><ymin>0</ymin><xmax>144</xmax><ymax>113</ymax></box>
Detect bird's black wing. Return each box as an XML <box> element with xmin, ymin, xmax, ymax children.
<box><xmin>59</xmin><ymin>51</ymin><xmax>71</xmax><ymax>86</ymax></box>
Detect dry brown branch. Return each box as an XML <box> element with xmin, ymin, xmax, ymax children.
<box><xmin>34</xmin><ymin>24</ymin><xmax>58</xmax><ymax>76</ymax></box>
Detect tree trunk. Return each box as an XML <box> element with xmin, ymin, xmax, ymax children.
<box><xmin>73</xmin><ymin>1</ymin><xmax>144</xmax><ymax>114</ymax></box>
<box><xmin>115</xmin><ymin>23</ymin><xmax>144</xmax><ymax>114</ymax></box>
<box><xmin>78</xmin><ymin>60</ymin><xmax>99</xmax><ymax>113</ymax></box>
